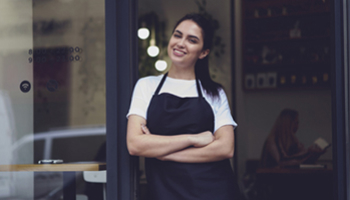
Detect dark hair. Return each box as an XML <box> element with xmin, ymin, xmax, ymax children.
<box><xmin>172</xmin><ymin>13</ymin><xmax>222</xmax><ymax>98</ymax></box>
<box><xmin>279</xmin><ymin>109</ymin><xmax>299</xmax><ymax>121</ymax></box>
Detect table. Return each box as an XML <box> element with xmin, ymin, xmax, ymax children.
<box><xmin>255</xmin><ymin>167</ymin><xmax>333</xmax><ymax>200</ymax></box>
<box><xmin>0</xmin><ymin>163</ymin><xmax>106</xmax><ymax>200</ymax></box>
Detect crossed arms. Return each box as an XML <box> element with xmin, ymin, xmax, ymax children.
<box><xmin>126</xmin><ymin>115</ymin><xmax>235</xmax><ymax>163</ymax></box>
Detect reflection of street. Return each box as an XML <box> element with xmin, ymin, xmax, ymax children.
<box><xmin>0</xmin><ymin>0</ymin><xmax>107</xmax><ymax>198</ymax></box>
<box><xmin>0</xmin><ymin>91</ymin><xmax>16</xmax><ymax>165</ymax></box>
<box><xmin>10</xmin><ymin>126</ymin><xmax>106</xmax><ymax>199</ymax></box>
<box><xmin>0</xmin><ymin>163</ymin><xmax>106</xmax><ymax>200</ymax></box>
<box><xmin>13</xmin><ymin>126</ymin><xmax>106</xmax><ymax>162</ymax></box>
<box><xmin>0</xmin><ymin>91</ymin><xmax>15</xmax><ymax>198</ymax></box>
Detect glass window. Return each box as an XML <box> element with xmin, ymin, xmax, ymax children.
<box><xmin>238</xmin><ymin>0</ymin><xmax>333</xmax><ymax>199</ymax></box>
<box><xmin>0</xmin><ymin>0</ymin><xmax>106</xmax><ymax>199</ymax></box>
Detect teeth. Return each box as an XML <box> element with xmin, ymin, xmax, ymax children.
<box><xmin>174</xmin><ymin>49</ymin><xmax>185</xmax><ymax>54</ymax></box>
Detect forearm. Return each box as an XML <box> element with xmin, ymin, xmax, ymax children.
<box><xmin>281</xmin><ymin>149</ymin><xmax>309</xmax><ymax>160</ymax></box>
<box><xmin>160</xmin><ymin>137</ymin><xmax>234</xmax><ymax>163</ymax></box>
<box><xmin>127</xmin><ymin>115</ymin><xmax>214</xmax><ymax>157</ymax></box>
<box><xmin>128</xmin><ymin>133</ymin><xmax>196</xmax><ymax>158</ymax></box>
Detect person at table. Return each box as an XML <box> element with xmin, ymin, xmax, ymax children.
<box><xmin>260</xmin><ymin>109</ymin><xmax>325</xmax><ymax>168</ymax></box>
<box><xmin>126</xmin><ymin>13</ymin><xmax>238</xmax><ymax>200</ymax></box>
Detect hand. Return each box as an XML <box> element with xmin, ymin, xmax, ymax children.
<box><xmin>156</xmin><ymin>156</ymin><xmax>166</xmax><ymax>161</ymax></box>
<box><xmin>192</xmin><ymin>131</ymin><xmax>215</xmax><ymax>148</ymax></box>
<box><xmin>308</xmin><ymin>144</ymin><xmax>325</xmax><ymax>154</ymax></box>
<box><xmin>141</xmin><ymin>124</ymin><xmax>151</xmax><ymax>135</ymax></box>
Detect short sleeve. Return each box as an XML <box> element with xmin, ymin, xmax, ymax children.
<box><xmin>214</xmin><ymin>89</ymin><xmax>237</xmax><ymax>133</ymax></box>
<box><xmin>126</xmin><ymin>79</ymin><xmax>151</xmax><ymax>119</ymax></box>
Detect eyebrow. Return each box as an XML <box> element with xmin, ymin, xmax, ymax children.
<box><xmin>174</xmin><ymin>30</ymin><xmax>200</xmax><ymax>41</ymax></box>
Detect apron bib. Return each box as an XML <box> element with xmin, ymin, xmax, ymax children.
<box><xmin>145</xmin><ymin>73</ymin><xmax>235</xmax><ymax>200</ymax></box>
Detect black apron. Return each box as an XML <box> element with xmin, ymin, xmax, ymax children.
<box><xmin>145</xmin><ymin>73</ymin><xmax>235</xmax><ymax>200</ymax></box>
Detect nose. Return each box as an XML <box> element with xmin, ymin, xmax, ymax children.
<box><xmin>176</xmin><ymin>38</ymin><xmax>185</xmax><ymax>48</ymax></box>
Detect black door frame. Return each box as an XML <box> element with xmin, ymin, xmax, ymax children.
<box><xmin>332</xmin><ymin>0</ymin><xmax>349</xmax><ymax>200</ymax></box>
<box><xmin>105</xmin><ymin>0</ymin><xmax>350</xmax><ymax>199</ymax></box>
<box><xmin>105</xmin><ymin>0</ymin><xmax>138</xmax><ymax>199</ymax></box>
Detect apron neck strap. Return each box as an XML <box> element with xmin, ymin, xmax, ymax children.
<box><xmin>155</xmin><ymin>72</ymin><xmax>168</xmax><ymax>95</ymax></box>
<box><xmin>195</xmin><ymin>78</ymin><xmax>203</xmax><ymax>98</ymax></box>
<box><xmin>154</xmin><ymin>72</ymin><xmax>203</xmax><ymax>98</ymax></box>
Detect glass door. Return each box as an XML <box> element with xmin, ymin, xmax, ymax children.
<box><xmin>0</xmin><ymin>0</ymin><xmax>106</xmax><ymax>199</ymax></box>
<box><xmin>0</xmin><ymin>0</ymin><xmax>34</xmax><ymax>198</ymax></box>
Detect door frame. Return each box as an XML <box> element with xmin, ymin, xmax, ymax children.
<box><xmin>105</xmin><ymin>0</ymin><xmax>350</xmax><ymax>199</ymax></box>
<box><xmin>331</xmin><ymin>0</ymin><xmax>349</xmax><ymax>200</ymax></box>
<box><xmin>105</xmin><ymin>0</ymin><xmax>138</xmax><ymax>199</ymax></box>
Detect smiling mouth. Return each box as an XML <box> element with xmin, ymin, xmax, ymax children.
<box><xmin>173</xmin><ymin>49</ymin><xmax>186</xmax><ymax>55</ymax></box>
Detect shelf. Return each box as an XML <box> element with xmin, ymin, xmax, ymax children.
<box><xmin>244</xmin><ymin>62</ymin><xmax>330</xmax><ymax>72</ymax></box>
<box><xmin>245</xmin><ymin>0</ymin><xmax>329</xmax><ymax>8</ymax></box>
<box><xmin>243</xmin><ymin>85</ymin><xmax>331</xmax><ymax>92</ymax></box>
<box><xmin>245</xmin><ymin>10</ymin><xmax>330</xmax><ymax>20</ymax></box>
<box><xmin>242</xmin><ymin>0</ymin><xmax>331</xmax><ymax>90</ymax></box>
<box><xmin>246</xmin><ymin>35</ymin><xmax>330</xmax><ymax>44</ymax></box>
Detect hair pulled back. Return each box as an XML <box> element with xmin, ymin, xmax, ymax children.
<box><xmin>172</xmin><ymin>13</ymin><xmax>222</xmax><ymax>98</ymax></box>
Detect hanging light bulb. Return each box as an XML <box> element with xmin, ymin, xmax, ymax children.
<box><xmin>147</xmin><ymin>46</ymin><xmax>159</xmax><ymax>57</ymax></box>
<box><xmin>155</xmin><ymin>60</ymin><xmax>167</xmax><ymax>71</ymax></box>
<box><xmin>138</xmin><ymin>28</ymin><xmax>150</xmax><ymax>40</ymax></box>
<box><xmin>147</xmin><ymin>38</ymin><xmax>159</xmax><ymax>57</ymax></box>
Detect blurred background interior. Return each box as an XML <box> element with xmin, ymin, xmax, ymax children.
<box><xmin>0</xmin><ymin>0</ymin><xmax>336</xmax><ymax>199</ymax></box>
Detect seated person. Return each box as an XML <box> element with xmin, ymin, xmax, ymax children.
<box><xmin>260</xmin><ymin>109</ymin><xmax>325</xmax><ymax>168</ymax></box>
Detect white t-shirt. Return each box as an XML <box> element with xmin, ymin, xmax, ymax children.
<box><xmin>127</xmin><ymin>74</ymin><xmax>237</xmax><ymax>133</ymax></box>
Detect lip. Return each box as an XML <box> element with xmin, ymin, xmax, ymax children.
<box><xmin>173</xmin><ymin>48</ymin><xmax>186</xmax><ymax>57</ymax></box>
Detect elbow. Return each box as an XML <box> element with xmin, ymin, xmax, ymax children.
<box><xmin>222</xmin><ymin>146</ymin><xmax>234</xmax><ymax>159</ymax></box>
<box><xmin>226</xmin><ymin>148</ymin><xmax>234</xmax><ymax>159</ymax></box>
<box><xmin>128</xmin><ymin>146</ymin><xmax>143</xmax><ymax>156</ymax></box>
<box><xmin>127</xmin><ymin>140</ymin><xmax>141</xmax><ymax>156</ymax></box>
<box><xmin>215</xmin><ymin>141</ymin><xmax>234</xmax><ymax>160</ymax></box>
<box><xmin>128</xmin><ymin>147</ymin><xmax>139</xmax><ymax>156</ymax></box>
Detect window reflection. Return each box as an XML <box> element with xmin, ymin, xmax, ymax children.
<box><xmin>0</xmin><ymin>0</ymin><xmax>34</xmax><ymax>198</ymax></box>
<box><xmin>0</xmin><ymin>0</ymin><xmax>106</xmax><ymax>199</ymax></box>
<box><xmin>261</xmin><ymin>109</ymin><xmax>329</xmax><ymax>168</ymax></box>
<box><xmin>32</xmin><ymin>0</ymin><xmax>106</xmax><ymax>163</ymax></box>
<box><xmin>239</xmin><ymin>0</ymin><xmax>333</xmax><ymax>199</ymax></box>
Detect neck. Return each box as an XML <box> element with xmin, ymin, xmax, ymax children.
<box><xmin>168</xmin><ymin>64</ymin><xmax>195</xmax><ymax>80</ymax></box>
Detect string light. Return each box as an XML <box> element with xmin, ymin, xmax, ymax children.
<box><xmin>155</xmin><ymin>60</ymin><xmax>167</xmax><ymax>71</ymax></box>
<box><xmin>138</xmin><ymin>28</ymin><xmax>150</xmax><ymax>40</ymax></box>
<box><xmin>147</xmin><ymin>46</ymin><xmax>159</xmax><ymax>57</ymax></box>
<box><xmin>147</xmin><ymin>38</ymin><xmax>159</xmax><ymax>57</ymax></box>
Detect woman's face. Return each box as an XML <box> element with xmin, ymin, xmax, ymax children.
<box><xmin>291</xmin><ymin>116</ymin><xmax>299</xmax><ymax>133</ymax></box>
<box><xmin>167</xmin><ymin>20</ymin><xmax>209</xmax><ymax>69</ymax></box>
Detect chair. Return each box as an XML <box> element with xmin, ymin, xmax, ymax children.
<box><xmin>83</xmin><ymin>170</ymin><xmax>106</xmax><ymax>200</ymax></box>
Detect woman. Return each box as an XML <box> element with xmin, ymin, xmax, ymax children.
<box><xmin>260</xmin><ymin>109</ymin><xmax>324</xmax><ymax>168</ymax></box>
<box><xmin>127</xmin><ymin>14</ymin><xmax>237</xmax><ymax>200</ymax></box>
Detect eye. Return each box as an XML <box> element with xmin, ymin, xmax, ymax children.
<box><xmin>174</xmin><ymin>34</ymin><xmax>181</xmax><ymax>38</ymax></box>
<box><xmin>189</xmin><ymin>39</ymin><xmax>198</xmax><ymax>43</ymax></box>
<box><xmin>188</xmin><ymin>37</ymin><xmax>199</xmax><ymax>43</ymax></box>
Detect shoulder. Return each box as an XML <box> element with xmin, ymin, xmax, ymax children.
<box><xmin>134</xmin><ymin>75</ymin><xmax>163</xmax><ymax>91</ymax></box>
<box><xmin>218</xmin><ymin>88</ymin><xmax>227</xmax><ymax>100</ymax></box>
<box><xmin>136</xmin><ymin>75</ymin><xmax>163</xmax><ymax>85</ymax></box>
<box><xmin>203</xmin><ymin>87</ymin><xmax>227</xmax><ymax>104</ymax></box>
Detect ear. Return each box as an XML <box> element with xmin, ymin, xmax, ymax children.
<box><xmin>199</xmin><ymin>49</ymin><xmax>210</xmax><ymax>59</ymax></box>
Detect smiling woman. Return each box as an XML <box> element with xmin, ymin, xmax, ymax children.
<box><xmin>167</xmin><ymin>20</ymin><xmax>209</xmax><ymax>76</ymax></box>
<box><xmin>127</xmin><ymin>13</ymin><xmax>238</xmax><ymax>200</ymax></box>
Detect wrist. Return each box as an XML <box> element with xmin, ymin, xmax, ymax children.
<box><xmin>187</xmin><ymin>134</ymin><xmax>197</xmax><ymax>146</ymax></box>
